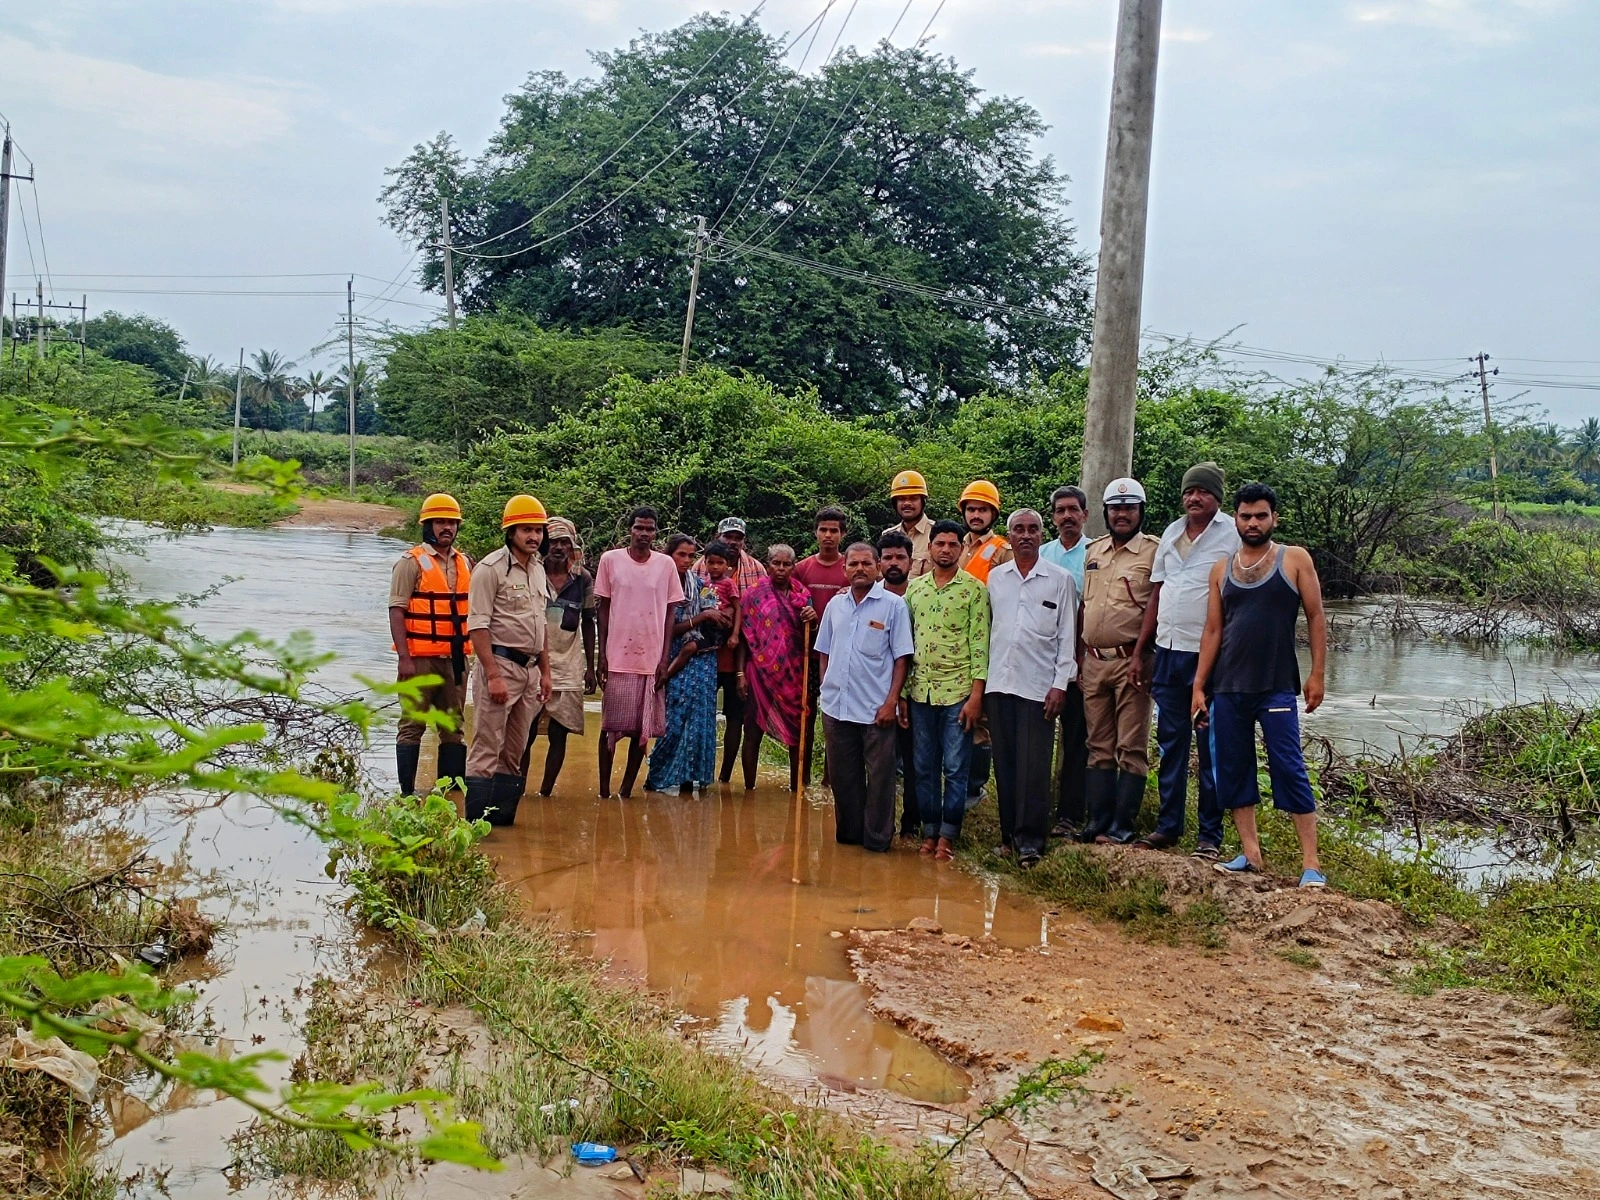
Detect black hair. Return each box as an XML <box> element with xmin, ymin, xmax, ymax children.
<box><xmin>1233</xmin><ymin>482</ymin><xmax>1279</xmax><ymax>512</ymax></box>
<box><xmin>664</xmin><ymin>532</ymin><xmax>697</xmax><ymax>557</ymax></box>
<box><xmin>628</xmin><ymin>505</ymin><xmax>659</xmax><ymax>528</ymax></box>
<box><xmin>843</xmin><ymin>539</ymin><xmax>879</xmax><ymax>560</ymax></box>
<box><xmin>1050</xmin><ymin>484</ymin><xmax>1088</xmax><ymax>510</ymax></box>
<box><xmin>703</xmin><ymin>538</ymin><xmax>735</xmax><ymax>563</ymax></box>
<box><xmin>929</xmin><ymin>518</ymin><xmax>965</xmax><ymax>543</ymax></box>
<box><xmin>814</xmin><ymin>505</ymin><xmax>850</xmax><ymax>532</ymax></box>
<box><xmin>876</xmin><ymin>529</ymin><xmax>914</xmax><ymax>556</ymax></box>
<box><xmin>421</xmin><ymin>519</ymin><xmax>442</xmax><ymax>546</ymax></box>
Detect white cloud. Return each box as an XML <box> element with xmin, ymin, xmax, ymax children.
<box><xmin>1165</xmin><ymin>26</ymin><xmax>1214</xmax><ymax>44</ymax></box>
<box><xmin>1348</xmin><ymin>0</ymin><xmax>1569</xmax><ymax>45</ymax></box>
<box><xmin>0</xmin><ymin>33</ymin><xmax>297</xmax><ymax>152</ymax></box>
<box><xmin>1026</xmin><ymin>39</ymin><xmax>1111</xmax><ymax>58</ymax></box>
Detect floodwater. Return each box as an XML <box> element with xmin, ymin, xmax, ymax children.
<box><xmin>99</xmin><ymin>523</ymin><xmax>1600</xmax><ymax>1185</ymax></box>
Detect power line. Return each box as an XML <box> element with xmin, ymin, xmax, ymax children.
<box><xmin>447</xmin><ymin>0</ymin><xmax>846</xmax><ymax>263</ymax></box>
<box><xmin>454</xmin><ymin>0</ymin><xmax>774</xmax><ymax>252</ymax></box>
<box><xmin>26</xmin><ymin>179</ymin><xmax>53</xmax><ymax>300</ymax></box>
<box><xmin>356</xmin><ymin>251</ymin><xmax>422</xmax><ymax>317</ymax></box>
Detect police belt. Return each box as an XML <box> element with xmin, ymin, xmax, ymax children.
<box><xmin>1084</xmin><ymin>642</ymin><xmax>1138</xmax><ymax>661</ymax></box>
<box><xmin>490</xmin><ymin>644</ymin><xmax>534</xmax><ymax>668</ymax></box>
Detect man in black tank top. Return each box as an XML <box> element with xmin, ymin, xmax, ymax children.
<box><xmin>1191</xmin><ymin>483</ymin><xmax>1330</xmax><ymax>888</ymax></box>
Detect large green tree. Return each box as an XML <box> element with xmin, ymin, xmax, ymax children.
<box><xmin>381</xmin><ymin>15</ymin><xmax>1090</xmax><ymax>417</ymax></box>
<box><xmin>83</xmin><ymin>311</ymin><xmax>189</xmax><ymax>390</ymax></box>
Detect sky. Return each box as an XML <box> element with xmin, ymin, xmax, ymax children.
<box><xmin>1</xmin><ymin>0</ymin><xmax>1596</xmax><ymax>422</ymax></box>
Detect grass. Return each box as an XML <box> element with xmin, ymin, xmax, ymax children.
<box><xmin>237</xmin><ymin>789</ymin><xmax>971</xmax><ymax>1199</ymax></box>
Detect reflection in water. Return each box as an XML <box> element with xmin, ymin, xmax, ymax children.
<box><xmin>487</xmin><ymin>775</ymin><xmax>1058</xmax><ymax>1102</ymax></box>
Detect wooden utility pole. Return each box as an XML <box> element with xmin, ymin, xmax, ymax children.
<box><xmin>679</xmin><ymin>215</ymin><xmax>707</xmax><ymax>375</ymax></box>
<box><xmin>231</xmin><ymin>348</ymin><xmax>245</xmax><ymax>468</ymax></box>
<box><xmin>1474</xmin><ymin>351</ymin><xmax>1501</xmax><ymax>520</ymax></box>
<box><xmin>346</xmin><ymin>278</ymin><xmax>357</xmax><ymax>494</ymax></box>
<box><xmin>438</xmin><ymin>185</ymin><xmax>458</xmax><ymax>331</ymax></box>
<box><xmin>1080</xmin><ymin>0</ymin><xmax>1163</xmax><ymax>534</ymax></box>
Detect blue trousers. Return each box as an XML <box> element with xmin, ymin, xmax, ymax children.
<box><xmin>911</xmin><ymin>700</ymin><xmax>973</xmax><ymax>839</ymax></box>
<box><xmin>1150</xmin><ymin>647</ymin><xmax>1223</xmax><ymax>845</ymax></box>
<box><xmin>1209</xmin><ymin>690</ymin><xmax>1317</xmax><ymax>815</ymax></box>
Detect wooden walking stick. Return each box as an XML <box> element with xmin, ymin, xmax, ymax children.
<box><xmin>791</xmin><ymin>620</ymin><xmax>813</xmax><ymax>885</ymax></box>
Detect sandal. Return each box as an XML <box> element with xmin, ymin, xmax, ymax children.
<box><xmin>1190</xmin><ymin>843</ymin><xmax>1221</xmax><ymax>862</ymax></box>
<box><xmin>1299</xmin><ymin>868</ymin><xmax>1328</xmax><ymax>889</ymax></box>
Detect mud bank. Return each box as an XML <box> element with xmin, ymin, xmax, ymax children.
<box><xmin>849</xmin><ymin>852</ymin><xmax>1600</xmax><ymax>1200</ymax></box>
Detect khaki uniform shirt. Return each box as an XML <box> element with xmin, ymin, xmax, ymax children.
<box><xmin>388</xmin><ymin>543</ymin><xmax>469</xmax><ymax>610</ymax></box>
<box><xmin>1081</xmin><ymin>533</ymin><xmax>1159</xmax><ymax>649</ymax></box>
<box><xmin>882</xmin><ymin>515</ymin><xmax>935</xmax><ymax>578</ymax></box>
<box><xmin>466</xmin><ymin>546</ymin><xmax>549</xmax><ymax>656</ymax></box>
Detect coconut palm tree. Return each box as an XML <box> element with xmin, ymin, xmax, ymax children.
<box><xmin>1567</xmin><ymin>417</ymin><xmax>1600</xmax><ymax>482</ymax></box>
<box><xmin>300</xmin><ymin>369</ymin><xmax>331</xmax><ymax>432</ymax></box>
<box><xmin>245</xmin><ymin>349</ymin><xmax>300</xmax><ymax>430</ymax></box>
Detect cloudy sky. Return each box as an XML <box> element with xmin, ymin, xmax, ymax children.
<box><xmin>2</xmin><ymin>0</ymin><xmax>1595</xmax><ymax>420</ymax></box>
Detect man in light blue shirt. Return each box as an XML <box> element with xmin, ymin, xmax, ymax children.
<box><xmin>816</xmin><ymin>542</ymin><xmax>915</xmax><ymax>852</ymax></box>
<box><xmin>1039</xmin><ymin>484</ymin><xmax>1090</xmax><ymax>837</ymax></box>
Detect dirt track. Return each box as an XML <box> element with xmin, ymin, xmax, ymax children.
<box><xmin>848</xmin><ymin>852</ymin><xmax>1600</xmax><ymax>1200</ymax></box>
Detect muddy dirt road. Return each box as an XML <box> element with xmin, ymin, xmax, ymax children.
<box><xmin>852</xmin><ymin>859</ymin><xmax>1600</xmax><ymax>1200</ymax></box>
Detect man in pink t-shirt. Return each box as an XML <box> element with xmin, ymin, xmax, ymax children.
<box><xmin>594</xmin><ymin>506</ymin><xmax>685</xmax><ymax>797</ymax></box>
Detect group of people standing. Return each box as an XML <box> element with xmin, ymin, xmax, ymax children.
<box><xmin>388</xmin><ymin>461</ymin><xmax>1331</xmax><ymax>887</ymax></box>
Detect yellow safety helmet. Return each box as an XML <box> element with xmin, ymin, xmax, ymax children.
<box><xmin>958</xmin><ymin>479</ymin><xmax>1001</xmax><ymax>511</ymax></box>
<box><xmin>419</xmin><ymin>493</ymin><xmax>463</xmax><ymax>523</ymax></box>
<box><xmin>501</xmin><ymin>494</ymin><xmax>549</xmax><ymax>529</ymax></box>
<box><xmin>889</xmin><ymin>469</ymin><xmax>929</xmax><ymax>499</ymax></box>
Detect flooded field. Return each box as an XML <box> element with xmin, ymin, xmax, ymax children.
<box><xmin>100</xmin><ymin>522</ymin><xmax>1600</xmax><ymax>1193</ymax></box>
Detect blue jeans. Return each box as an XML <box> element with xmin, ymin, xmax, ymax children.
<box><xmin>1209</xmin><ymin>690</ymin><xmax>1317</xmax><ymax>815</ymax></box>
<box><xmin>1150</xmin><ymin>647</ymin><xmax>1223</xmax><ymax>846</ymax></box>
<box><xmin>911</xmin><ymin>700</ymin><xmax>973</xmax><ymax>839</ymax></box>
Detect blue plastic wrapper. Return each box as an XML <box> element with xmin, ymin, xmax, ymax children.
<box><xmin>572</xmin><ymin>1142</ymin><xmax>618</xmax><ymax>1165</ymax></box>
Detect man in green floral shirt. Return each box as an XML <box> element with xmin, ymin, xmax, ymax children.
<box><xmin>903</xmin><ymin>519</ymin><xmax>991</xmax><ymax>859</ymax></box>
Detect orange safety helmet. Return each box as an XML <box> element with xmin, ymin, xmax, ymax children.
<box><xmin>957</xmin><ymin>479</ymin><xmax>1001</xmax><ymax>511</ymax></box>
<box><xmin>501</xmin><ymin>494</ymin><xmax>549</xmax><ymax>529</ymax></box>
<box><xmin>889</xmin><ymin>469</ymin><xmax>929</xmax><ymax>499</ymax></box>
<box><xmin>419</xmin><ymin>493</ymin><xmax>463</xmax><ymax>523</ymax></box>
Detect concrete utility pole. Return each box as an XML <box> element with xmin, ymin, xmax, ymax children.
<box><xmin>1080</xmin><ymin>0</ymin><xmax>1163</xmax><ymax>534</ymax></box>
<box><xmin>232</xmin><ymin>348</ymin><xmax>245</xmax><ymax>468</ymax></box>
<box><xmin>679</xmin><ymin>215</ymin><xmax>707</xmax><ymax>376</ymax></box>
<box><xmin>79</xmin><ymin>294</ymin><xmax>86</xmax><ymax>364</ymax></box>
<box><xmin>1474</xmin><ymin>351</ymin><xmax>1501</xmax><ymax>520</ymax></box>
<box><xmin>35</xmin><ymin>279</ymin><xmax>44</xmax><ymax>358</ymax></box>
<box><xmin>346</xmin><ymin>278</ymin><xmax>357</xmax><ymax>494</ymax></box>
<box><xmin>0</xmin><ymin>129</ymin><xmax>12</xmax><ymax>325</ymax></box>
<box><xmin>438</xmin><ymin>184</ymin><xmax>458</xmax><ymax>331</ymax></box>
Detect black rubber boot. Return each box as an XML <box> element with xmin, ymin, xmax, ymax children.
<box><xmin>1076</xmin><ymin>767</ymin><xmax>1118</xmax><ymax>843</ymax></box>
<box><xmin>435</xmin><ymin>742</ymin><xmax>467</xmax><ymax>789</ymax></box>
<box><xmin>487</xmin><ymin>773</ymin><xmax>525</xmax><ymax>827</ymax></box>
<box><xmin>1101</xmin><ymin>771</ymin><xmax>1148</xmax><ymax>844</ymax></box>
<box><xmin>463</xmin><ymin>776</ymin><xmax>495</xmax><ymax>823</ymax></box>
<box><xmin>396</xmin><ymin>744</ymin><xmax>421</xmax><ymax>797</ymax></box>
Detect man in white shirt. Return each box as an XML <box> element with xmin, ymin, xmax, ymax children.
<box><xmin>815</xmin><ymin>542</ymin><xmax>915</xmax><ymax>853</ymax></box>
<box><xmin>985</xmin><ymin>509</ymin><xmax>1078</xmax><ymax>868</ymax></box>
<box><xmin>1131</xmin><ymin>462</ymin><xmax>1241</xmax><ymax>857</ymax></box>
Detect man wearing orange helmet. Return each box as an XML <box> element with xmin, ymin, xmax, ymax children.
<box><xmin>462</xmin><ymin>495</ymin><xmax>554</xmax><ymax>826</ymax></box>
<box><xmin>388</xmin><ymin>493</ymin><xmax>473</xmax><ymax>796</ymax></box>
<box><xmin>883</xmin><ymin>470</ymin><xmax>934</xmax><ymax>579</ymax></box>
<box><xmin>956</xmin><ymin>480</ymin><xmax>1013</xmax><ymax>583</ymax></box>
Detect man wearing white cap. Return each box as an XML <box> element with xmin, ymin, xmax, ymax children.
<box><xmin>1078</xmin><ymin>477</ymin><xmax>1160</xmax><ymax>844</ymax></box>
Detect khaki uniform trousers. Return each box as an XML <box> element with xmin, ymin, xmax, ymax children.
<box><xmin>1080</xmin><ymin>651</ymin><xmax>1154</xmax><ymax>775</ymax></box>
<box><xmin>467</xmin><ymin>657</ymin><xmax>544</xmax><ymax>778</ymax></box>
<box><xmin>397</xmin><ymin>656</ymin><xmax>468</xmax><ymax>746</ymax></box>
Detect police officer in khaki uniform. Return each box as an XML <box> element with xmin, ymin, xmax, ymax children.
<box><xmin>464</xmin><ymin>495</ymin><xmax>553</xmax><ymax>826</ymax></box>
<box><xmin>1078</xmin><ymin>477</ymin><xmax>1160</xmax><ymax>843</ymax></box>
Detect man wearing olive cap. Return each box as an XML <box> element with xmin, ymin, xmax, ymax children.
<box><xmin>1131</xmin><ymin>463</ymin><xmax>1241</xmax><ymax>857</ymax></box>
<box><xmin>521</xmin><ymin>516</ymin><xmax>597</xmax><ymax>798</ymax></box>
<box><xmin>1078</xmin><ymin>477</ymin><xmax>1159</xmax><ymax>845</ymax></box>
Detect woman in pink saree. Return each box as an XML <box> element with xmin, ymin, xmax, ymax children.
<box><xmin>734</xmin><ymin>544</ymin><xmax>809</xmax><ymax>791</ymax></box>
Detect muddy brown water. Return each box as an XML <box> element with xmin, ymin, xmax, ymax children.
<box><xmin>101</xmin><ymin>524</ymin><xmax>1600</xmax><ymax>1192</ymax></box>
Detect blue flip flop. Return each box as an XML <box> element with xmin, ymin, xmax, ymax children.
<box><xmin>1213</xmin><ymin>854</ymin><xmax>1257</xmax><ymax>876</ymax></box>
<box><xmin>1299</xmin><ymin>868</ymin><xmax>1328</xmax><ymax>889</ymax></box>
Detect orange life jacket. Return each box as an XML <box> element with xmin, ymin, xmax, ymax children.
<box><xmin>961</xmin><ymin>534</ymin><xmax>1009</xmax><ymax>584</ymax></box>
<box><xmin>401</xmin><ymin>544</ymin><xmax>473</xmax><ymax>660</ymax></box>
